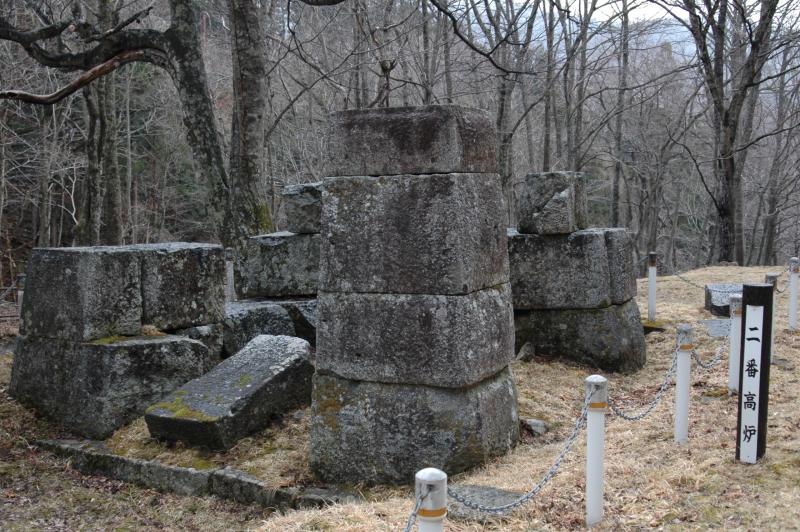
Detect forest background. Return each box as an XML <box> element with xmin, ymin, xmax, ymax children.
<box><xmin>1</xmin><ymin>0</ymin><xmax>798</xmax><ymax>285</ymax></box>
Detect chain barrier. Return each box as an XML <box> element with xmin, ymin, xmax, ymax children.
<box><xmin>403</xmin><ymin>485</ymin><xmax>430</xmax><ymax>532</ymax></box>
<box><xmin>0</xmin><ymin>279</ymin><xmax>17</xmax><ymax>302</ymax></box>
<box><xmin>692</xmin><ymin>345</ymin><xmax>725</xmax><ymax>369</ymax></box>
<box><xmin>609</xmin><ymin>348</ymin><xmax>678</xmax><ymax>421</ymax></box>
<box><xmin>446</xmin><ymin>391</ymin><xmax>594</xmax><ymax>515</ymax></box>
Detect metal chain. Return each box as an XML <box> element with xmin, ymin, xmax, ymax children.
<box><xmin>692</xmin><ymin>345</ymin><xmax>725</xmax><ymax>369</ymax></box>
<box><xmin>446</xmin><ymin>391</ymin><xmax>593</xmax><ymax>515</ymax></box>
<box><xmin>0</xmin><ymin>280</ymin><xmax>17</xmax><ymax>302</ymax></box>
<box><xmin>403</xmin><ymin>485</ymin><xmax>430</xmax><ymax>532</ymax></box>
<box><xmin>609</xmin><ymin>349</ymin><xmax>678</xmax><ymax>421</ymax></box>
<box><xmin>671</xmin><ymin>270</ymin><xmax>741</xmax><ymax>294</ymax></box>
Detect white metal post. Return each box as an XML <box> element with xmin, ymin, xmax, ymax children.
<box><xmin>728</xmin><ymin>294</ymin><xmax>743</xmax><ymax>393</ymax></box>
<box><xmin>765</xmin><ymin>273</ymin><xmax>778</xmax><ymax>359</ymax></box>
<box><xmin>225</xmin><ymin>248</ymin><xmax>236</xmax><ymax>303</ymax></box>
<box><xmin>585</xmin><ymin>375</ymin><xmax>607</xmax><ymax>527</ymax></box>
<box><xmin>415</xmin><ymin>468</ymin><xmax>447</xmax><ymax>532</ymax></box>
<box><xmin>789</xmin><ymin>257</ymin><xmax>799</xmax><ymax>331</ymax></box>
<box><xmin>647</xmin><ymin>252</ymin><xmax>657</xmax><ymax>322</ymax></box>
<box><xmin>15</xmin><ymin>273</ymin><xmax>25</xmax><ymax>314</ymax></box>
<box><xmin>674</xmin><ymin>324</ymin><xmax>693</xmax><ymax>443</ymax></box>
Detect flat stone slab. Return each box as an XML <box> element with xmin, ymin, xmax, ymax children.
<box><xmin>320</xmin><ymin>173</ymin><xmax>509</xmax><ymax>295</ymax></box>
<box><xmin>448</xmin><ymin>485</ymin><xmax>526</xmax><ymax>522</ymax></box>
<box><xmin>513</xmin><ymin>172</ymin><xmax>588</xmax><ymax>234</ymax></box>
<box><xmin>508</xmin><ymin>229</ymin><xmax>612</xmax><ymax>309</ymax></box>
<box><xmin>309</xmin><ymin>367</ymin><xmax>519</xmax><ymax>485</ymax></box>
<box><xmin>223</xmin><ymin>300</ymin><xmax>296</xmax><ymax>356</ymax></box>
<box><xmin>700</xmin><ymin>319</ymin><xmax>731</xmax><ymax>338</ymax></box>
<box><xmin>11</xmin><ymin>335</ymin><xmax>209</xmax><ymax>438</ymax></box>
<box><xmin>145</xmin><ymin>335</ymin><xmax>313</xmax><ymax>450</ymax></box>
<box><xmin>316</xmin><ymin>285</ymin><xmax>514</xmax><ymax>387</ymax></box>
<box><xmin>515</xmin><ymin>299</ymin><xmax>646</xmax><ymax>372</ymax></box>
<box><xmin>704</xmin><ymin>284</ymin><xmax>743</xmax><ymax>316</ymax></box>
<box><xmin>324</xmin><ymin>105</ymin><xmax>497</xmax><ymax>176</ymax></box>
<box><xmin>282</xmin><ymin>182</ymin><xmax>323</xmax><ymax>234</ymax></box>
<box><xmin>20</xmin><ymin>243</ymin><xmax>225</xmax><ymax>341</ymax></box>
<box><xmin>236</xmin><ymin>232</ymin><xmax>320</xmax><ymax>298</ymax></box>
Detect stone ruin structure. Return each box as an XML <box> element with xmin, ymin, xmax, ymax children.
<box><xmin>309</xmin><ymin>105</ymin><xmax>519</xmax><ymax>485</ymax></box>
<box><xmin>509</xmin><ymin>172</ymin><xmax>646</xmax><ymax>372</ymax></box>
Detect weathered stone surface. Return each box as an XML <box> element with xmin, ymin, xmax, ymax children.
<box><xmin>20</xmin><ymin>246</ymin><xmax>142</xmax><ymax>341</ymax></box>
<box><xmin>508</xmin><ymin>229</ymin><xmax>611</xmax><ymax>309</ymax></box>
<box><xmin>137</xmin><ymin>243</ymin><xmax>225</xmax><ymax>331</ymax></box>
<box><xmin>282</xmin><ymin>182</ymin><xmax>323</xmax><ymax>234</ymax></box>
<box><xmin>515</xmin><ymin>299</ymin><xmax>646</xmax><ymax>372</ymax></box>
<box><xmin>10</xmin><ymin>335</ymin><xmax>209</xmax><ymax>438</ymax></box>
<box><xmin>522</xmin><ymin>418</ymin><xmax>548</xmax><ymax>436</ymax></box>
<box><xmin>146</xmin><ymin>335</ymin><xmax>313</xmax><ymax>450</ymax></box>
<box><xmin>236</xmin><ymin>232</ymin><xmax>320</xmax><ymax>298</ymax></box>
<box><xmin>513</xmin><ymin>172</ymin><xmax>588</xmax><ymax>234</ymax></box>
<box><xmin>603</xmin><ymin>228</ymin><xmax>637</xmax><ymax>304</ymax></box>
<box><xmin>275</xmin><ymin>298</ymin><xmax>317</xmax><ymax>347</ymax></box>
<box><xmin>309</xmin><ymin>368</ymin><xmax>519</xmax><ymax>485</ymax></box>
<box><xmin>324</xmin><ymin>105</ymin><xmax>497</xmax><ymax>176</ymax></box>
<box><xmin>704</xmin><ymin>284</ymin><xmax>743</xmax><ymax>316</ymax></box>
<box><xmin>321</xmin><ymin>173</ymin><xmax>508</xmax><ymax>294</ymax></box>
<box><xmin>173</xmin><ymin>323</ymin><xmax>223</xmax><ymax>371</ymax></box>
<box><xmin>316</xmin><ymin>285</ymin><xmax>514</xmax><ymax>387</ymax></box>
<box><xmin>223</xmin><ymin>300</ymin><xmax>295</xmax><ymax>356</ymax></box>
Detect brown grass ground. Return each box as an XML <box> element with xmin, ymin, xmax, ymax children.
<box><xmin>2</xmin><ymin>265</ymin><xmax>799</xmax><ymax>530</ymax></box>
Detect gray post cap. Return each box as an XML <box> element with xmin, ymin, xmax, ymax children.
<box><xmin>789</xmin><ymin>257</ymin><xmax>799</xmax><ymax>273</ymax></box>
<box><xmin>585</xmin><ymin>374</ymin><xmax>608</xmax><ymax>406</ymax></box>
<box><xmin>765</xmin><ymin>273</ymin><xmax>780</xmax><ymax>288</ymax></box>
<box><xmin>15</xmin><ymin>273</ymin><xmax>26</xmax><ymax>289</ymax></box>
<box><xmin>676</xmin><ymin>323</ymin><xmax>694</xmax><ymax>350</ymax></box>
<box><xmin>729</xmin><ymin>294</ymin><xmax>743</xmax><ymax>315</ymax></box>
<box><xmin>648</xmin><ymin>252</ymin><xmax>658</xmax><ymax>267</ymax></box>
<box><xmin>415</xmin><ymin>468</ymin><xmax>447</xmax><ymax>516</ymax></box>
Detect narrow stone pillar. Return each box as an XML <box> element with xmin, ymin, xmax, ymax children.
<box><xmin>310</xmin><ymin>105</ymin><xmax>519</xmax><ymax>485</ymax></box>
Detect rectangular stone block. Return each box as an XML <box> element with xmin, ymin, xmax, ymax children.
<box><xmin>20</xmin><ymin>247</ymin><xmax>142</xmax><ymax>341</ymax></box>
<box><xmin>236</xmin><ymin>232</ymin><xmax>320</xmax><ymax>298</ymax></box>
<box><xmin>310</xmin><ymin>367</ymin><xmax>519</xmax><ymax>485</ymax></box>
<box><xmin>508</xmin><ymin>229</ymin><xmax>611</xmax><ymax>309</ymax></box>
<box><xmin>138</xmin><ymin>243</ymin><xmax>226</xmax><ymax>331</ymax></box>
<box><xmin>10</xmin><ymin>335</ymin><xmax>209</xmax><ymax>439</ymax></box>
<box><xmin>282</xmin><ymin>182</ymin><xmax>323</xmax><ymax>234</ymax></box>
<box><xmin>513</xmin><ymin>172</ymin><xmax>588</xmax><ymax>234</ymax></box>
<box><xmin>515</xmin><ymin>299</ymin><xmax>646</xmax><ymax>372</ymax></box>
<box><xmin>316</xmin><ymin>285</ymin><xmax>514</xmax><ymax>387</ymax></box>
<box><xmin>145</xmin><ymin>335</ymin><xmax>313</xmax><ymax>450</ymax></box>
<box><xmin>173</xmin><ymin>323</ymin><xmax>224</xmax><ymax>371</ymax></box>
<box><xmin>603</xmin><ymin>228</ymin><xmax>637</xmax><ymax>304</ymax></box>
<box><xmin>324</xmin><ymin>105</ymin><xmax>497</xmax><ymax>176</ymax></box>
<box><xmin>223</xmin><ymin>300</ymin><xmax>296</xmax><ymax>356</ymax></box>
<box><xmin>321</xmin><ymin>173</ymin><xmax>509</xmax><ymax>294</ymax></box>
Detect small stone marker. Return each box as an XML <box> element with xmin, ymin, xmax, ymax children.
<box><xmin>145</xmin><ymin>335</ymin><xmax>313</xmax><ymax>450</ymax></box>
<box><xmin>704</xmin><ymin>284</ymin><xmax>744</xmax><ymax>316</ymax></box>
<box><xmin>736</xmin><ymin>284</ymin><xmax>773</xmax><ymax>464</ymax></box>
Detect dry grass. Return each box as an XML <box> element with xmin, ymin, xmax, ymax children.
<box><xmin>2</xmin><ymin>265</ymin><xmax>799</xmax><ymax>530</ymax></box>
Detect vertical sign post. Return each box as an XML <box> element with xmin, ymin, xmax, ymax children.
<box><xmin>765</xmin><ymin>273</ymin><xmax>779</xmax><ymax>359</ymax></box>
<box><xmin>789</xmin><ymin>257</ymin><xmax>799</xmax><ymax>331</ymax></box>
<box><xmin>585</xmin><ymin>375</ymin><xmax>608</xmax><ymax>527</ymax></box>
<box><xmin>647</xmin><ymin>252</ymin><xmax>657</xmax><ymax>322</ymax></box>
<box><xmin>736</xmin><ymin>284</ymin><xmax>773</xmax><ymax>464</ymax></box>
<box><xmin>674</xmin><ymin>324</ymin><xmax>693</xmax><ymax>444</ymax></box>
<box><xmin>728</xmin><ymin>294</ymin><xmax>742</xmax><ymax>393</ymax></box>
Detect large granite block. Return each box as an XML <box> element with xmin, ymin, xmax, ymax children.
<box><xmin>223</xmin><ymin>300</ymin><xmax>295</xmax><ymax>356</ymax></box>
<box><xmin>515</xmin><ymin>299</ymin><xmax>646</xmax><ymax>372</ymax></box>
<box><xmin>20</xmin><ymin>247</ymin><xmax>142</xmax><ymax>341</ymax></box>
<box><xmin>137</xmin><ymin>243</ymin><xmax>225</xmax><ymax>330</ymax></box>
<box><xmin>309</xmin><ymin>368</ymin><xmax>519</xmax><ymax>485</ymax></box>
<box><xmin>603</xmin><ymin>228</ymin><xmax>637</xmax><ymax>304</ymax></box>
<box><xmin>317</xmin><ymin>285</ymin><xmax>514</xmax><ymax>387</ymax></box>
<box><xmin>173</xmin><ymin>323</ymin><xmax>224</xmax><ymax>371</ymax></box>
<box><xmin>282</xmin><ymin>182</ymin><xmax>323</xmax><ymax>234</ymax></box>
<box><xmin>324</xmin><ymin>105</ymin><xmax>497</xmax><ymax>177</ymax></box>
<box><xmin>513</xmin><ymin>172</ymin><xmax>588</xmax><ymax>234</ymax></box>
<box><xmin>10</xmin><ymin>335</ymin><xmax>209</xmax><ymax>438</ymax></box>
<box><xmin>508</xmin><ymin>229</ymin><xmax>611</xmax><ymax>309</ymax></box>
<box><xmin>145</xmin><ymin>335</ymin><xmax>314</xmax><ymax>449</ymax></box>
<box><xmin>320</xmin><ymin>173</ymin><xmax>508</xmax><ymax>294</ymax></box>
<box><xmin>236</xmin><ymin>232</ymin><xmax>320</xmax><ymax>299</ymax></box>
<box><xmin>704</xmin><ymin>284</ymin><xmax>743</xmax><ymax>316</ymax></box>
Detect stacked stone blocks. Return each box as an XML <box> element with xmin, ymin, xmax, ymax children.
<box><xmin>310</xmin><ymin>105</ymin><xmax>519</xmax><ymax>485</ymax></box>
<box><xmin>509</xmin><ymin>172</ymin><xmax>646</xmax><ymax>372</ymax></box>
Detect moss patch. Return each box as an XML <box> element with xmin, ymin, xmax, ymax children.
<box><xmin>146</xmin><ymin>397</ymin><xmax>217</xmax><ymax>422</ymax></box>
<box><xmin>90</xmin><ymin>335</ymin><xmax>128</xmax><ymax>345</ymax></box>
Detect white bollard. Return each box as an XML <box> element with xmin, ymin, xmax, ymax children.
<box><xmin>765</xmin><ymin>273</ymin><xmax>779</xmax><ymax>359</ymax></box>
<box><xmin>585</xmin><ymin>375</ymin><xmax>608</xmax><ymax>527</ymax></box>
<box><xmin>789</xmin><ymin>257</ymin><xmax>798</xmax><ymax>331</ymax></box>
<box><xmin>647</xmin><ymin>252</ymin><xmax>657</xmax><ymax>322</ymax></box>
<box><xmin>225</xmin><ymin>248</ymin><xmax>236</xmax><ymax>303</ymax></box>
<box><xmin>16</xmin><ymin>273</ymin><xmax>25</xmax><ymax>314</ymax></box>
<box><xmin>415</xmin><ymin>468</ymin><xmax>447</xmax><ymax>532</ymax></box>
<box><xmin>728</xmin><ymin>294</ymin><xmax>743</xmax><ymax>393</ymax></box>
<box><xmin>674</xmin><ymin>324</ymin><xmax>693</xmax><ymax>444</ymax></box>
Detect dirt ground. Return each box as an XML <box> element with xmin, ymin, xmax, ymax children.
<box><xmin>1</xmin><ymin>265</ymin><xmax>798</xmax><ymax>531</ymax></box>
